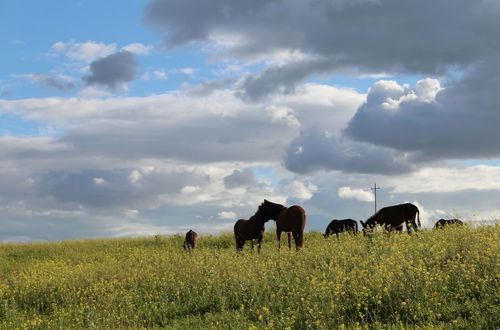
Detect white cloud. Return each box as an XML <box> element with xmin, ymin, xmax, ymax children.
<box><xmin>124</xmin><ymin>209</ymin><xmax>140</xmax><ymax>218</ymax></box>
<box><xmin>50</xmin><ymin>40</ymin><xmax>117</xmax><ymax>63</ymax></box>
<box><xmin>218</xmin><ymin>211</ymin><xmax>237</xmax><ymax>219</ymax></box>
<box><xmin>389</xmin><ymin>165</ymin><xmax>500</xmax><ymax>194</ymax></box>
<box><xmin>338</xmin><ymin>186</ymin><xmax>374</xmax><ymax>202</ymax></box>
<box><xmin>122</xmin><ymin>43</ymin><xmax>152</xmax><ymax>55</ymax></box>
<box><xmin>128</xmin><ymin>170</ymin><xmax>142</xmax><ymax>184</ymax></box>
<box><xmin>180</xmin><ymin>67</ymin><xmax>196</xmax><ymax>75</ymax></box>
<box><xmin>93</xmin><ymin>177</ymin><xmax>108</xmax><ymax>186</ymax></box>
<box><xmin>181</xmin><ymin>185</ymin><xmax>201</xmax><ymax>194</ymax></box>
<box><xmin>266</xmin><ymin>105</ymin><xmax>300</xmax><ymax>128</ymax></box>
<box><xmin>283</xmin><ymin>180</ymin><xmax>317</xmax><ymax>200</ymax></box>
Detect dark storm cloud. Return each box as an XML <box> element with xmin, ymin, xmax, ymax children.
<box><xmin>83</xmin><ymin>51</ymin><xmax>138</xmax><ymax>90</ymax></box>
<box><xmin>144</xmin><ymin>0</ymin><xmax>500</xmax><ymax>100</ymax></box>
<box><xmin>223</xmin><ymin>168</ymin><xmax>255</xmax><ymax>188</ymax></box>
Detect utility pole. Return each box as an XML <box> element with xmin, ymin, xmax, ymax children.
<box><xmin>371</xmin><ymin>183</ymin><xmax>380</xmax><ymax>214</ymax></box>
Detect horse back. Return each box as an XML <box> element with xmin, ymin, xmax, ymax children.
<box><xmin>184</xmin><ymin>230</ymin><xmax>198</xmax><ymax>249</ymax></box>
<box><xmin>277</xmin><ymin>205</ymin><xmax>306</xmax><ymax>232</ymax></box>
<box><xmin>234</xmin><ymin>218</ymin><xmax>264</xmax><ymax>240</ymax></box>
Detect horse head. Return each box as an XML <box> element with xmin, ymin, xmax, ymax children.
<box><xmin>260</xmin><ymin>199</ymin><xmax>286</xmax><ymax>221</ymax></box>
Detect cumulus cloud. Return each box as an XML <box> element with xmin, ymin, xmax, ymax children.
<box><xmin>345</xmin><ymin>68</ymin><xmax>500</xmax><ymax>160</ymax></box>
<box><xmin>338</xmin><ymin>186</ymin><xmax>374</xmax><ymax>202</ymax></box>
<box><xmin>83</xmin><ymin>51</ymin><xmax>138</xmax><ymax>90</ymax></box>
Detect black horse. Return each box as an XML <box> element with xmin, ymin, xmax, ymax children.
<box><xmin>434</xmin><ymin>218</ymin><xmax>464</xmax><ymax>229</ymax></box>
<box><xmin>324</xmin><ymin>219</ymin><xmax>358</xmax><ymax>239</ymax></box>
<box><xmin>360</xmin><ymin>203</ymin><xmax>420</xmax><ymax>234</ymax></box>
<box><xmin>233</xmin><ymin>200</ymin><xmax>285</xmax><ymax>252</ymax></box>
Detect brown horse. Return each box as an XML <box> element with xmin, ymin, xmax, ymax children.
<box><xmin>262</xmin><ymin>200</ymin><xmax>306</xmax><ymax>250</ymax></box>
<box><xmin>360</xmin><ymin>203</ymin><xmax>420</xmax><ymax>234</ymax></box>
<box><xmin>233</xmin><ymin>200</ymin><xmax>286</xmax><ymax>252</ymax></box>
<box><xmin>434</xmin><ymin>218</ymin><xmax>464</xmax><ymax>229</ymax></box>
<box><xmin>183</xmin><ymin>230</ymin><xmax>199</xmax><ymax>251</ymax></box>
<box><xmin>324</xmin><ymin>219</ymin><xmax>358</xmax><ymax>239</ymax></box>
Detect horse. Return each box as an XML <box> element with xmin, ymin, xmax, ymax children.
<box><xmin>360</xmin><ymin>203</ymin><xmax>420</xmax><ymax>234</ymax></box>
<box><xmin>434</xmin><ymin>218</ymin><xmax>464</xmax><ymax>229</ymax></box>
<box><xmin>262</xmin><ymin>200</ymin><xmax>306</xmax><ymax>250</ymax></box>
<box><xmin>183</xmin><ymin>230</ymin><xmax>199</xmax><ymax>251</ymax></box>
<box><xmin>323</xmin><ymin>219</ymin><xmax>358</xmax><ymax>239</ymax></box>
<box><xmin>233</xmin><ymin>200</ymin><xmax>286</xmax><ymax>252</ymax></box>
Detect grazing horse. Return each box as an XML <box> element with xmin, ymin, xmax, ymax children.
<box><xmin>360</xmin><ymin>203</ymin><xmax>420</xmax><ymax>234</ymax></box>
<box><xmin>262</xmin><ymin>200</ymin><xmax>306</xmax><ymax>250</ymax></box>
<box><xmin>233</xmin><ymin>200</ymin><xmax>286</xmax><ymax>252</ymax></box>
<box><xmin>324</xmin><ymin>219</ymin><xmax>358</xmax><ymax>239</ymax></box>
<box><xmin>183</xmin><ymin>230</ymin><xmax>199</xmax><ymax>251</ymax></box>
<box><xmin>434</xmin><ymin>218</ymin><xmax>464</xmax><ymax>229</ymax></box>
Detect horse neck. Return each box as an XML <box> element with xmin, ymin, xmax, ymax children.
<box><xmin>365</xmin><ymin>214</ymin><xmax>378</xmax><ymax>226</ymax></box>
<box><xmin>249</xmin><ymin>212</ymin><xmax>267</xmax><ymax>225</ymax></box>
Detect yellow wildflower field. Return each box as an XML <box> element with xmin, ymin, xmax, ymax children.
<box><xmin>0</xmin><ymin>225</ymin><xmax>498</xmax><ymax>329</ymax></box>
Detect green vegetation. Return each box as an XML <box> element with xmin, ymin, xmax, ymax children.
<box><xmin>0</xmin><ymin>225</ymin><xmax>498</xmax><ymax>329</ymax></box>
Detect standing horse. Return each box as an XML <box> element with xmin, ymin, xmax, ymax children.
<box><xmin>324</xmin><ymin>219</ymin><xmax>358</xmax><ymax>239</ymax></box>
<box><xmin>233</xmin><ymin>200</ymin><xmax>286</xmax><ymax>252</ymax></box>
<box><xmin>183</xmin><ymin>230</ymin><xmax>199</xmax><ymax>251</ymax></box>
<box><xmin>262</xmin><ymin>200</ymin><xmax>306</xmax><ymax>250</ymax></box>
<box><xmin>434</xmin><ymin>218</ymin><xmax>464</xmax><ymax>229</ymax></box>
<box><xmin>360</xmin><ymin>203</ymin><xmax>420</xmax><ymax>234</ymax></box>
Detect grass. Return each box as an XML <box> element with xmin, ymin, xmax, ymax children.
<box><xmin>0</xmin><ymin>225</ymin><xmax>498</xmax><ymax>329</ymax></box>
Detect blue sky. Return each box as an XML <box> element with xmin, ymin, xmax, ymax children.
<box><xmin>1</xmin><ymin>0</ymin><xmax>499</xmax><ymax>242</ymax></box>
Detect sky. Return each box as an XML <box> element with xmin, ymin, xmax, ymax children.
<box><xmin>1</xmin><ymin>0</ymin><xmax>499</xmax><ymax>242</ymax></box>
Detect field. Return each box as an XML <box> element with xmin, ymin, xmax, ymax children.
<box><xmin>0</xmin><ymin>225</ymin><xmax>498</xmax><ymax>329</ymax></box>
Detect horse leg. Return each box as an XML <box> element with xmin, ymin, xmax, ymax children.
<box><xmin>336</xmin><ymin>232</ymin><xmax>339</xmax><ymax>239</ymax></box>
<box><xmin>251</xmin><ymin>239</ymin><xmax>255</xmax><ymax>252</ymax></box>
<box><xmin>236</xmin><ymin>235</ymin><xmax>245</xmax><ymax>252</ymax></box>
<box><xmin>257</xmin><ymin>234</ymin><xmax>263</xmax><ymax>254</ymax></box>
<box><xmin>277</xmin><ymin>230</ymin><xmax>282</xmax><ymax>250</ymax></box>
<box><xmin>287</xmin><ymin>232</ymin><xmax>292</xmax><ymax>250</ymax></box>
<box><xmin>405</xmin><ymin>221</ymin><xmax>412</xmax><ymax>234</ymax></box>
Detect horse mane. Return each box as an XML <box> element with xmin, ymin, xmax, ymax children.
<box><xmin>364</xmin><ymin>212</ymin><xmax>379</xmax><ymax>226</ymax></box>
<box><xmin>252</xmin><ymin>200</ymin><xmax>287</xmax><ymax>223</ymax></box>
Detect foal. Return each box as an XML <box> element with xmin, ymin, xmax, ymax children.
<box><xmin>233</xmin><ymin>200</ymin><xmax>286</xmax><ymax>252</ymax></box>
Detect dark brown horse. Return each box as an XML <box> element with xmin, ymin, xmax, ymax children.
<box><xmin>360</xmin><ymin>203</ymin><xmax>420</xmax><ymax>234</ymax></box>
<box><xmin>262</xmin><ymin>200</ymin><xmax>306</xmax><ymax>250</ymax></box>
<box><xmin>183</xmin><ymin>230</ymin><xmax>199</xmax><ymax>251</ymax></box>
<box><xmin>434</xmin><ymin>218</ymin><xmax>464</xmax><ymax>229</ymax></box>
<box><xmin>324</xmin><ymin>219</ymin><xmax>358</xmax><ymax>239</ymax></box>
<box><xmin>233</xmin><ymin>200</ymin><xmax>286</xmax><ymax>252</ymax></box>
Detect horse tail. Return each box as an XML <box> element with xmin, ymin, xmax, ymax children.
<box><xmin>416</xmin><ymin>210</ymin><xmax>421</xmax><ymax>228</ymax></box>
<box><xmin>297</xmin><ymin>207</ymin><xmax>306</xmax><ymax>248</ymax></box>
